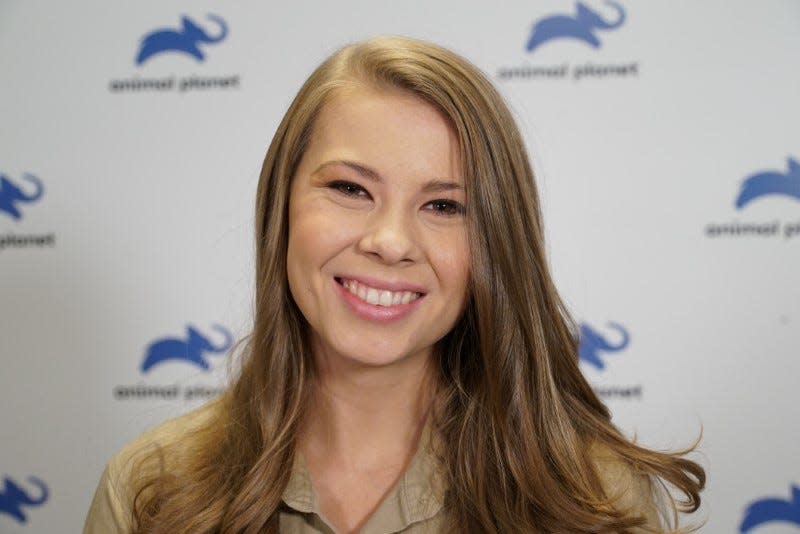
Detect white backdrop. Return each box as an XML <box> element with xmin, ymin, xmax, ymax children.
<box><xmin>1</xmin><ymin>1</ymin><xmax>798</xmax><ymax>532</ymax></box>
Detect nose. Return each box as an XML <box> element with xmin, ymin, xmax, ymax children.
<box><xmin>357</xmin><ymin>205</ymin><xmax>416</xmax><ymax>264</ymax></box>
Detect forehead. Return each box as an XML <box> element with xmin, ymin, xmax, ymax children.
<box><xmin>305</xmin><ymin>85</ymin><xmax>463</xmax><ymax>184</ymax></box>
<box><xmin>319</xmin><ymin>84</ymin><xmax>446</xmax><ymax>126</ymax></box>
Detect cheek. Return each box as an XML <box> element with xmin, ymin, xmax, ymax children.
<box><xmin>286</xmin><ymin>200</ymin><xmax>324</xmax><ymax>275</ymax></box>
<box><xmin>286</xmin><ymin>206</ymin><xmax>360</xmax><ymax>295</ymax></box>
<box><xmin>286</xmin><ymin>207</ymin><xmax>319</xmax><ymax>307</ymax></box>
<box><xmin>436</xmin><ymin>234</ymin><xmax>470</xmax><ymax>295</ymax></box>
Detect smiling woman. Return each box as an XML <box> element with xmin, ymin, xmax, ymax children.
<box><xmin>84</xmin><ymin>36</ymin><xmax>705</xmax><ymax>533</ymax></box>
<box><xmin>287</xmin><ymin>86</ymin><xmax>469</xmax><ymax>373</ymax></box>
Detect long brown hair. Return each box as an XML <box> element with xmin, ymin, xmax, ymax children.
<box><xmin>131</xmin><ymin>36</ymin><xmax>704</xmax><ymax>533</ymax></box>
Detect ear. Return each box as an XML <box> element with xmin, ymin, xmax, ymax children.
<box><xmin>181</xmin><ymin>16</ymin><xmax>196</xmax><ymax>29</ymax></box>
<box><xmin>575</xmin><ymin>3</ymin><xmax>595</xmax><ymax>20</ymax></box>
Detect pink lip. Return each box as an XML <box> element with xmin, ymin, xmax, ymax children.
<box><xmin>334</xmin><ymin>274</ymin><xmax>426</xmax><ymax>294</ymax></box>
<box><xmin>334</xmin><ymin>278</ymin><xmax>425</xmax><ymax>323</ymax></box>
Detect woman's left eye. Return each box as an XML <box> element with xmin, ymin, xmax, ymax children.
<box><xmin>424</xmin><ymin>199</ymin><xmax>466</xmax><ymax>216</ymax></box>
<box><xmin>328</xmin><ymin>180</ymin><xmax>368</xmax><ymax>198</ymax></box>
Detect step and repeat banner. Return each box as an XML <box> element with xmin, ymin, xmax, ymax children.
<box><xmin>1</xmin><ymin>1</ymin><xmax>798</xmax><ymax>532</ymax></box>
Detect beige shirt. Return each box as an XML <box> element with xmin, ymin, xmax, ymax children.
<box><xmin>83</xmin><ymin>401</ymin><xmax>662</xmax><ymax>533</ymax></box>
<box><xmin>83</xmin><ymin>401</ymin><xmax>444</xmax><ymax>534</ymax></box>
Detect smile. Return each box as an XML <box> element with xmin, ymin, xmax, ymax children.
<box><xmin>336</xmin><ymin>278</ymin><xmax>422</xmax><ymax>307</ymax></box>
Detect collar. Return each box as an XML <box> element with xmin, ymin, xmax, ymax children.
<box><xmin>281</xmin><ymin>423</ymin><xmax>444</xmax><ymax>532</ymax></box>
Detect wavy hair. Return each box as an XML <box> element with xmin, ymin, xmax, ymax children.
<box><xmin>131</xmin><ymin>36</ymin><xmax>704</xmax><ymax>533</ymax></box>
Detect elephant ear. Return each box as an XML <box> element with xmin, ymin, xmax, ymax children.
<box><xmin>787</xmin><ymin>157</ymin><xmax>800</xmax><ymax>174</ymax></box>
<box><xmin>575</xmin><ymin>3</ymin><xmax>596</xmax><ymax>23</ymax></box>
<box><xmin>181</xmin><ymin>16</ymin><xmax>200</xmax><ymax>33</ymax></box>
<box><xmin>186</xmin><ymin>325</ymin><xmax>204</xmax><ymax>340</ymax></box>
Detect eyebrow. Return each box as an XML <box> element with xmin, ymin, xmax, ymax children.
<box><xmin>313</xmin><ymin>160</ymin><xmax>464</xmax><ymax>193</ymax></box>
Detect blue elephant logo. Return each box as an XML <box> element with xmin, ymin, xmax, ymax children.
<box><xmin>0</xmin><ymin>174</ymin><xmax>43</xmax><ymax>221</ymax></box>
<box><xmin>740</xmin><ymin>484</ymin><xmax>800</xmax><ymax>532</ymax></box>
<box><xmin>0</xmin><ymin>476</ymin><xmax>48</xmax><ymax>523</ymax></box>
<box><xmin>136</xmin><ymin>14</ymin><xmax>228</xmax><ymax>66</ymax></box>
<box><xmin>578</xmin><ymin>322</ymin><xmax>630</xmax><ymax>370</ymax></box>
<box><xmin>735</xmin><ymin>157</ymin><xmax>800</xmax><ymax>209</ymax></box>
<box><xmin>526</xmin><ymin>1</ymin><xmax>626</xmax><ymax>53</ymax></box>
<box><xmin>141</xmin><ymin>324</ymin><xmax>233</xmax><ymax>373</ymax></box>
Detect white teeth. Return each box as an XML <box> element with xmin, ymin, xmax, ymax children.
<box><xmin>366</xmin><ymin>287</ymin><xmax>380</xmax><ymax>305</ymax></box>
<box><xmin>341</xmin><ymin>279</ymin><xmax>420</xmax><ymax>307</ymax></box>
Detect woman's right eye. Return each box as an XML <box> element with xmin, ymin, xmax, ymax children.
<box><xmin>329</xmin><ymin>180</ymin><xmax>368</xmax><ymax>198</ymax></box>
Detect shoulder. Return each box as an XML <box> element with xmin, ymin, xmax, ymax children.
<box><xmin>111</xmin><ymin>397</ymin><xmax>223</xmax><ymax>475</ymax></box>
<box><xmin>590</xmin><ymin>442</ymin><xmax>670</xmax><ymax>533</ymax></box>
<box><xmin>83</xmin><ymin>399</ymin><xmax>224</xmax><ymax>534</ymax></box>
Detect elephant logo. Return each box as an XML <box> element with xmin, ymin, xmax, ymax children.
<box><xmin>578</xmin><ymin>322</ymin><xmax>630</xmax><ymax>370</ymax></box>
<box><xmin>735</xmin><ymin>157</ymin><xmax>800</xmax><ymax>209</ymax></box>
<box><xmin>136</xmin><ymin>14</ymin><xmax>228</xmax><ymax>66</ymax></box>
<box><xmin>141</xmin><ymin>324</ymin><xmax>233</xmax><ymax>373</ymax></box>
<box><xmin>740</xmin><ymin>484</ymin><xmax>800</xmax><ymax>532</ymax></box>
<box><xmin>0</xmin><ymin>476</ymin><xmax>48</xmax><ymax>523</ymax></box>
<box><xmin>526</xmin><ymin>1</ymin><xmax>626</xmax><ymax>53</ymax></box>
<box><xmin>0</xmin><ymin>174</ymin><xmax>44</xmax><ymax>221</ymax></box>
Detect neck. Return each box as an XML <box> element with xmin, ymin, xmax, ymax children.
<box><xmin>300</xmin><ymin>346</ymin><xmax>435</xmax><ymax>470</ymax></box>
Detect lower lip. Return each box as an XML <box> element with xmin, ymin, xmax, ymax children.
<box><xmin>334</xmin><ymin>280</ymin><xmax>424</xmax><ymax>322</ymax></box>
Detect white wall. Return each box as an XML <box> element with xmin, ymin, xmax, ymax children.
<box><xmin>1</xmin><ymin>1</ymin><xmax>798</xmax><ymax>532</ymax></box>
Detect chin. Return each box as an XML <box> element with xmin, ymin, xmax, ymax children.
<box><xmin>346</xmin><ymin>347</ymin><xmax>419</xmax><ymax>368</ymax></box>
<box><xmin>326</xmin><ymin>334</ymin><xmax>429</xmax><ymax>369</ymax></box>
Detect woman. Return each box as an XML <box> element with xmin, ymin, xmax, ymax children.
<box><xmin>84</xmin><ymin>36</ymin><xmax>704</xmax><ymax>533</ymax></box>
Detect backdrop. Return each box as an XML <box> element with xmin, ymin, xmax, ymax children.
<box><xmin>1</xmin><ymin>1</ymin><xmax>798</xmax><ymax>532</ymax></box>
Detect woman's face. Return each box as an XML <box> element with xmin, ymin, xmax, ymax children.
<box><xmin>286</xmin><ymin>85</ymin><xmax>469</xmax><ymax>370</ymax></box>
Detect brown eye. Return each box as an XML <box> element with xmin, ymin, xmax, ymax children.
<box><xmin>329</xmin><ymin>180</ymin><xmax>369</xmax><ymax>198</ymax></box>
<box><xmin>425</xmin><ymin>199</ymin><xmax>466</xmax><ymax>216</ymax></box>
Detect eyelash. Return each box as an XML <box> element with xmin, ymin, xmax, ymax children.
<box><xmin>327</xmin><ymin>180</ymin><xmax>466</xmax><ymax>216</ymax></box>
<box><xmin>425</xmin><ymin>199</ymin><xmax>466</xmax><ymax>216</ymax></box>
<box><xmin>329</xmin><ymin>180</ymin><xmax>368</xmax><ymax>197</ymax></box>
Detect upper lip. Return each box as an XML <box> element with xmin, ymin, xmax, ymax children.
<box><xmin>335</xmin><ymin>275</ymin><xmax>427</xmax><ymax>294</ymax></box>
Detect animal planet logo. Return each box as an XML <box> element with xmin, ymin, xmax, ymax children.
<box><xmin>739</xmin><ymin>484</ymin><xmax>800</xmax><ymax>533</ymax></box>
<box><xmin>0</xmin><ymin>174</ymin><xmax>43</xmax><ymax>221</ymax></box>
<box><xmin>736</xmin><ymin>157</ymin><xmax>800</xmax><ymax>210</ymax></box>
<box><xmin>0</xmin><ymin>172</ymin><xmax>56</xmax><ymax>253</ymax></box>
<box><xmin>108</xmin><ymin>14</ymin><xmax>239</xmax><ymax>94</ymax></box>
<box><xmin>525</xmin><ymin>1</ymin><xmax>626</xmax><ymax>53</ymax></box>
<box><xmin>0</xmin><ymin>476</ymin><xmax>48</xmax><ymax>524</ymax></box>
<box><xmin>498</xmin><ymin>1</ymin><xmax>638</xmax><ymax>82</ymax></box>
<box><xmin>114</xmin><ymin>324</ymin><xmax>233</xmax><ymax>402</ymax></box>
<box><xmin>579</xmin><ymin>322</ymin><xmax>642</xmax><ymax>400</ymax></box>
<box><xmin>141</xmin><ymin>324</ymin><xmax>233</xmax><ymax>373</ymax></box>
<box><xmin>705</xmin><ymin>157</ymin><xmax>800</xmax><ymax>240</ymax></box>
<box><xmin>135</xmin><ymin>14</ymin><xmax>228</xmax><ymax>66</ymax></box>
<box><xmin>578</xmin><ymin>322</ymin><xmax>629</xmax><ymax>370</ymax></box>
